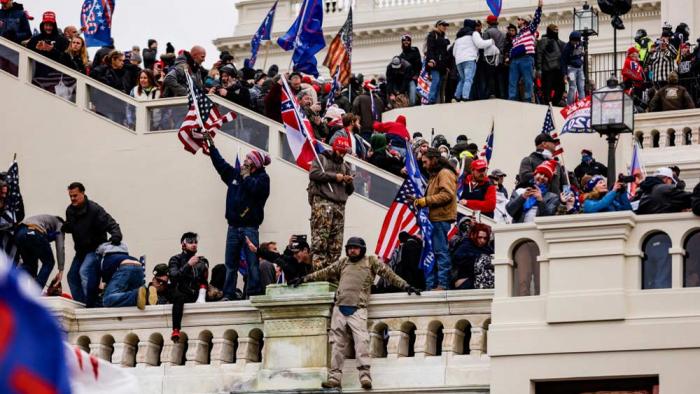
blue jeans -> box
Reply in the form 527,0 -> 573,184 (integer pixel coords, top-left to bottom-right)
428,69 -> 442,104
67,252 -> 99,306
455,61 -> 477,100
224,226 -> 261,298
14,225 -> 55,289
103,265 -> 144,307
567,66 -> 585,104
508,56 -> 535,102
408,80 -> 417,106
426,221 -> 451,290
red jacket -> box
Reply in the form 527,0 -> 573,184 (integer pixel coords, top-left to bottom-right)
373,115 -> 410,140
460,175 -> 497,214
622,57 -> 644,88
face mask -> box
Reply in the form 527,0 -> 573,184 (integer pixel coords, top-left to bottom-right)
582,155 -> 592,163
541,149 -> 553,160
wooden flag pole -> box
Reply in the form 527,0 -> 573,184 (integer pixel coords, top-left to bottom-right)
262,40 -> 271,71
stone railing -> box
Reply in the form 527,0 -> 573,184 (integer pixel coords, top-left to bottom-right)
48,283 -> 492,393
634,109 -> 700,149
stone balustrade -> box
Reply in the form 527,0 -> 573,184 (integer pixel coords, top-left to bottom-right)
48,283 -> 492,393
634,109 -> 700,149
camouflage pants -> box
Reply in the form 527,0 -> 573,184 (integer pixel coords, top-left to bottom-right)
310,196 -> 345,270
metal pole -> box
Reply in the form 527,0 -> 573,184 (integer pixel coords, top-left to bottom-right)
606,133 -> 618,186
583,34 -> 590,94
613,24 -> 618,79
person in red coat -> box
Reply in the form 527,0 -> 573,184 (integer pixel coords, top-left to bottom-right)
458,159 -> 497,217
622,47 -> 645,103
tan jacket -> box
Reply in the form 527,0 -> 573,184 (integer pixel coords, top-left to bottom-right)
425,167 -> 457,222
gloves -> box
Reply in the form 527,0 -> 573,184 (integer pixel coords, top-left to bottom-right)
287,277 -> 305,287
414,198 -> 427,209
405,285 -> 421,296
203,132 -> 214,147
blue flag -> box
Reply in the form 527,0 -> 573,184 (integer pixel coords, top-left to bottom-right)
325,68 -> 341,108
405,142 -> 434,279
80,0 -> 115,48
0,253 -> 70,394
277,0 -> 325,77
486,0 -> 502,17
250,1 -> 277,68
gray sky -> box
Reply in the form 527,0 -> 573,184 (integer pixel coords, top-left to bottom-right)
21,0 -> 238,67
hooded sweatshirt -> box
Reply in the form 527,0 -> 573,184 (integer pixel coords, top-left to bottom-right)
0,2 -> 31,43
27,20 -> 68,62
453,19 -> 494,64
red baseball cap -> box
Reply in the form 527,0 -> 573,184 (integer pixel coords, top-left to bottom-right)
332,137 -> 351,154
42,11 -> 57,24
0,0 -> 11,4
486,15 -> 498,24
471,159 -> 488,171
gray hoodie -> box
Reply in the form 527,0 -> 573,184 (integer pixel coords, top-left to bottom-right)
21,214 -> 65,271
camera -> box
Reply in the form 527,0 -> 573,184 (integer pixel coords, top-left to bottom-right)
618,174 -> 635,183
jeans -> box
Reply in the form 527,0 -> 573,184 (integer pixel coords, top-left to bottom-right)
428,69 -> 442,104
455,61 -> 477,100
103,265 -> 144,307
408,80 -> 417,106
508,56 -> 535,102
567,66 -> 585,104
67,252 -> 99,305
224,226 -> 261,298
426,221 -> 451,290
14,225 -> 55,289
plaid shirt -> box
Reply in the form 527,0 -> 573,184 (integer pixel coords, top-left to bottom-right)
648,49 -> 676,83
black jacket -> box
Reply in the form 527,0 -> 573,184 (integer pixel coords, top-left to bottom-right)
425,29 -> 450,72
399,46 -> 422,78
257,247 -> 311,283
60,52 -> 87,74
368,150 -> 404,176
386,59 -> 413,95
92,45 -> 115,69
0,2 -> 31,43
26,22 -> 68,63
168,251 -> 208,296
219,82 -> 251,108
574,160 -> 608,182
692,182 -> 700,216
63,197 -> 122,256
518,151 -> 567,195
90,64 -> 130,93
636,176 -> 692,214
451,238 -> 493,288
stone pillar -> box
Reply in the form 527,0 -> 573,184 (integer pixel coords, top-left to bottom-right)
692,128 -> 700,145
670,247 -> 686,289
414,329 -> 439,357
89,343 -> 113,362
210,337 -> 236,366
441,328 -> 464,357
250,282 -> 337,390
469,327 -> 486,358
386,330 -> 409,358
659,131 -> 669,148
675,129 -> 686,146
369,331 -> 387,358
642,131 -> 652,148
160,341 -> 185,367
235,337 -> 260,365
185,338 -> 211,366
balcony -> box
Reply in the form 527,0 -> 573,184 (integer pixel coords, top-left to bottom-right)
51,283 -> 493,393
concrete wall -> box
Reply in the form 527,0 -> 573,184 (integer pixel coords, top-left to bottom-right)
0,70 -> 388,279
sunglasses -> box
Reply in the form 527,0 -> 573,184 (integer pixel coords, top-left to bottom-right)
183,238 -> 198,244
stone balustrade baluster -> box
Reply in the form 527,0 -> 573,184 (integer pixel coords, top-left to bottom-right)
441,328 -> 464,357
136,340 -> 159,368
160,340 -> 185,367
659,131 -> 669,147
412,329 -> 429,357
89,343 -> 113,362
675,129 -> 685,146
469,327 -> 486,358
642,131 -> 652,148
692,128 -> 700,145
185,337 -> 211,366
235,337 -> 260,365
210,337 -> 236,366
112,341 -> 136,367
369,330 -> 387,358
386,329 -> 409,358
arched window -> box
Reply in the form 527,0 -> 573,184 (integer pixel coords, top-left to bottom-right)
684,231 -> 700,287
513,241 -> 540,296
651,130 -> 660,148
642,233 -> 672,289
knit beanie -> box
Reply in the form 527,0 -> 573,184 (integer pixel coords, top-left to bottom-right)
370,133 -> 388,152
534,160 -> 557,180
246,150 -> 271,169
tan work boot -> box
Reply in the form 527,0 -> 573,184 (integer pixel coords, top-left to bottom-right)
147,285 -> 158,305
360,375 -> 372,390
321,378 -> 341,389
136,287 -> 147,310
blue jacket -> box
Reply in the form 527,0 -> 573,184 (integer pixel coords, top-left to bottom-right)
0,3 -> 31,43
561,42 -> 584,72
210,147 -> 270,228
583,190 -> 632,213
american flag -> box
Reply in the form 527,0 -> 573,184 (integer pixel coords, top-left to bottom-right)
323,7 -> 352,86
480,121 -> 495,164
542,105 -> 563,156
375,179 -> 422,260
628,141 -> 646,198
178,74 -> 236,155
416,59 -> 431,105
0,161 -> 23,263
325,67 -> 341,108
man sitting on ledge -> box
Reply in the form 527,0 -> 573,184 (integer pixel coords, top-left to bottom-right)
289,237 -> 421,390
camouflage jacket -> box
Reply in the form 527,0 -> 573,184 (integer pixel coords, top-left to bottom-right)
304,255 -> 408,308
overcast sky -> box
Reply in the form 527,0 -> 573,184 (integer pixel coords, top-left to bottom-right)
20,0 -> 239,67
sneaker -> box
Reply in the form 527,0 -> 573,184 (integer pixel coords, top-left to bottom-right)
147,285 -> 158,305
171,329 -> 180,343
136,287 -> 147,310
360,375 -> 372,390
196,286 -> 206,303
321,378 -> 341,389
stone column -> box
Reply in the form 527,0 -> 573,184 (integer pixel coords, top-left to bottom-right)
185,338 -> 211,366
210,337 -> 236,366
441,328 -> 464,357
112,342 -> 136,367
250,282 -> 337,390
692,128 -> 700,145
369,331 -> 387,358
642,131 -> 652,148
659,131 -> 669,148
469,327 -> 486,358
386,330 -> 409,358
675,129 -> 686,146
235,337 -> 260,365
136,340 -> 161,367
160,341 -> 185,367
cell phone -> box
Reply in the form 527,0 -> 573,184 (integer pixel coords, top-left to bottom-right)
563,185 -> 571,195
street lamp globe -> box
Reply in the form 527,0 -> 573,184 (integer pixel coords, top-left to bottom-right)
574,2 -> 599,37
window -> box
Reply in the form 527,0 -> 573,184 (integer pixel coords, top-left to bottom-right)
684,231 -> 700,287
642,233 -> 672,289
513,241 -> 540,296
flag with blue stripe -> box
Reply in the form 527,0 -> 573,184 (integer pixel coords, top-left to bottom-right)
404,142 -> 434,278
277,0 -> 325,77
80,0 -> 115,48
250,1 -> 277,68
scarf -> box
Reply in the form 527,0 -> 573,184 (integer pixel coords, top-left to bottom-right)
523,183 -> 548,211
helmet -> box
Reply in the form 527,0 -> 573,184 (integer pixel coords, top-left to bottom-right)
432,134 -> 449,149
345,237 -> 366,249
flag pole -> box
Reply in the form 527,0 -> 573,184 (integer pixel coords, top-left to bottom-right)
263,40 -> 271,71
288,0 -> 310,73
549,104 -> 571,188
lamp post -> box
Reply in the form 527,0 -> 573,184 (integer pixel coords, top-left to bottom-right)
573,2 -> 598,93
590,77 -> 634,185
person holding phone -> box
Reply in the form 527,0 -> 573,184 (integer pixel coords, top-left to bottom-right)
581,175 -> 632,213
27,11 -> 67,62
507,160 -> 560,223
